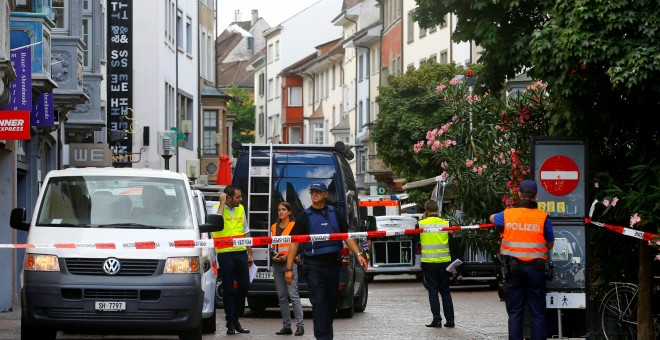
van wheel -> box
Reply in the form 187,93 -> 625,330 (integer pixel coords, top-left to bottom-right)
353,281 -> 368,313
202,307 -> 216,334
336,292 -> 355,318
179,321 -> 202,340
21,313 -> 56,340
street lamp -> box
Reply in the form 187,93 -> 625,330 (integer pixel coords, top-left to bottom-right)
186,159 -> 200,184
181,119 -> 192,141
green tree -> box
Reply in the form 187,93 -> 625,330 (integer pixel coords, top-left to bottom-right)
224,85 -> 255,144
374,63 -> 551,254
413,0 -> 660,336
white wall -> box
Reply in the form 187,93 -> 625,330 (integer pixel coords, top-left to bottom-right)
133,0 -> 199,172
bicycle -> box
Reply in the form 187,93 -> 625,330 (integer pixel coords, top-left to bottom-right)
599,278 -> 660,339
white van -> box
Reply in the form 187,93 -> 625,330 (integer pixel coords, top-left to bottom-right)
10,168 -> 223,340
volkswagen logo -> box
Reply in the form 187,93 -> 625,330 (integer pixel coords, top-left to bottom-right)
103,258 -> 122,275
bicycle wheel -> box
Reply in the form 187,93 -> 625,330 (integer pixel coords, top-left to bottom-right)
601,284 -> 638,340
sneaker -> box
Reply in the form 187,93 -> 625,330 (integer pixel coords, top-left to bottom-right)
276,327 -> 293,335
295,326 -> 304,336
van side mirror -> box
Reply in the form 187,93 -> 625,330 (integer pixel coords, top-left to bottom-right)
200,214 -> 224,233
365,216 -> 377,232
10,208 -> 30,231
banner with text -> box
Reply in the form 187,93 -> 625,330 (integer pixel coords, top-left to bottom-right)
31,92 -> 54,126
0,110 -> 31,140
107,0 -> 133,167
8,46 -> 32,111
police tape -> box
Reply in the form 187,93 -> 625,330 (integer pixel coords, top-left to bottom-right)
0,223 -> 496,250
585,217 -> 658,242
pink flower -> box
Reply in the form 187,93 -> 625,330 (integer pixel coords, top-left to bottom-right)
413,141 -> 424,153
656,254 -> 660,261
436,84 -> 447,93
440,171 -> 448,180
450,77 -> 461,85
602,199 -> 610,207
441,161 -> 448,169
466,159 -> 474,167
630,213 -> 641,228
611,197 -> 618,206
594,182 -> 599,188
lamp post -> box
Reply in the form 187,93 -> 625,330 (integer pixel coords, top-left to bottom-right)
186,159 -> 200,185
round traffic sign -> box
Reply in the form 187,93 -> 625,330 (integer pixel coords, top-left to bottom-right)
539,155 -> 579,196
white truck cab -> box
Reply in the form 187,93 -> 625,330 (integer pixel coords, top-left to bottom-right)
10,168 -> 223,340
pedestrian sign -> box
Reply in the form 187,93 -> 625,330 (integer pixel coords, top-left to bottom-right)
546,292 -> 586,309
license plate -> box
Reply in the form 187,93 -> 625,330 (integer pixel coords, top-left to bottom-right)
95,301 -> 126,311
256,271 -> 274,279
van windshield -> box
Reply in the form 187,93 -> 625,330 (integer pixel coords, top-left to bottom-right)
36,176 -> 193,229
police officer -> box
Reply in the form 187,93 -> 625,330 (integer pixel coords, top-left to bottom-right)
284,182 -> 368,340
419,200 -> 455,328
489,179 -> 554,340
213,185 -> 251,335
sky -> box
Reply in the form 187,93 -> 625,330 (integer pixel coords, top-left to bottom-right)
216,0 -> 320,35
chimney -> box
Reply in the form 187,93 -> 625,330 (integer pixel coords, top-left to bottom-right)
251,10 -> 258,25
234,9 -> 241,23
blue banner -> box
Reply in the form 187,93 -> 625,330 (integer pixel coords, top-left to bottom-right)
8,47 -> 32,111
31,92 -> 54,126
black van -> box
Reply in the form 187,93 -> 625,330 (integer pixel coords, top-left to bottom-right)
226,141 -> 368,318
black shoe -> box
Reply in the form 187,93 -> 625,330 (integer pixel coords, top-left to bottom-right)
295,326 -> 304,336
444,322 -> 455,328
276,327 -> 292,335
234,322 -> 250,334
227,325 -> 236,335
426,320 -> 442,328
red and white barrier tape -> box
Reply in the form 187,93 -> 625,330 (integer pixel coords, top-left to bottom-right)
586,199 -> 658,243
0,223 -> 495,250
585,217 -> 658,242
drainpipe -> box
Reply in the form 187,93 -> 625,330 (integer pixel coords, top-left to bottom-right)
175,0 -> 179,172
344,14 -> 359,147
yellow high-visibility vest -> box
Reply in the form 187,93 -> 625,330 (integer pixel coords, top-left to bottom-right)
419,216 -> 451,263
212,204 -> 247,253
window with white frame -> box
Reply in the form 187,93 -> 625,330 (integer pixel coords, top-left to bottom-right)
358,55 -> 364,81
258,73 -> 265,96
439,50 -> 448,64
176,10 -> 183,49
407,10 -> 414,43
186,16 -> 192,54
276,76 -> 281,98
53,0 -> 68,31
200,29 -> 207,76
178,94 -> 194,150
312,122 -> 324,145
268,78 -> 274,100
324,69 -> 329,98
275,40 -> 280,60
82,0 -> 90,11
288,87 -> 302,106
81,18 -> 91,69
267,43 -> 273,63
164,82 -> 176,128
203,110 -> 218,154
307,79 -> 313,105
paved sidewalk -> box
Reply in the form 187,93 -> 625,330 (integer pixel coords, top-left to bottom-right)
0,296 -> 21,339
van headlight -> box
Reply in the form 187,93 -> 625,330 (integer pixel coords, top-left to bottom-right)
164,257 -> 200,273
25,254 -> 60,271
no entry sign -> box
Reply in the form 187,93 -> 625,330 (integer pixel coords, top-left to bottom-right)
539,155 -> 579,196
